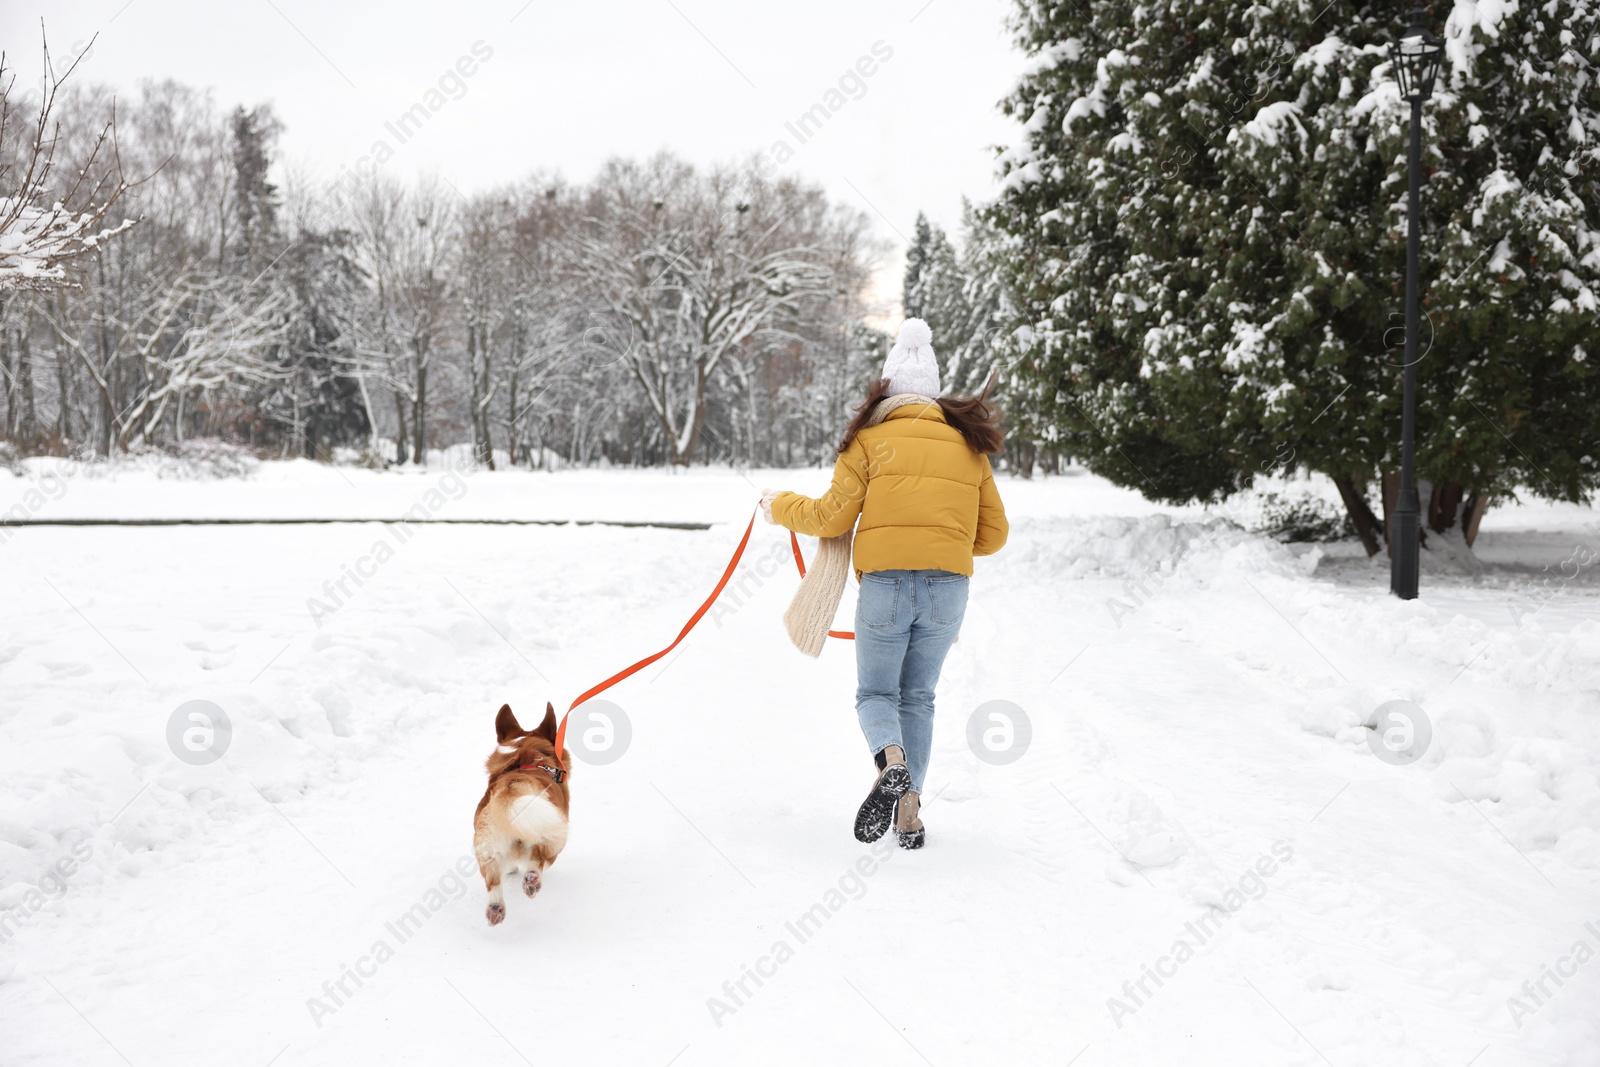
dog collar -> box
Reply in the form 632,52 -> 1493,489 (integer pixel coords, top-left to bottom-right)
520,763 -> 567,784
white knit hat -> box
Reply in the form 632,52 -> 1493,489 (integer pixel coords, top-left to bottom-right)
882,318 -> 941,398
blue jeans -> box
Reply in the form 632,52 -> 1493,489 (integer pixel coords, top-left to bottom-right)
854,569 -> 969,793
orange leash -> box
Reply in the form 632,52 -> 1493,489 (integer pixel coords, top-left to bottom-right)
555,510 -> 758,761
788,530 -> 856,641
553,507 -> 855,762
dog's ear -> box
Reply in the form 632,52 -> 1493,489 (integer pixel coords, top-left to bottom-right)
495,704 -> 523,742
533,701 -> 559,742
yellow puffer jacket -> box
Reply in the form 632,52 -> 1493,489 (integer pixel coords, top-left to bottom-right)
771,403 -> 1008,576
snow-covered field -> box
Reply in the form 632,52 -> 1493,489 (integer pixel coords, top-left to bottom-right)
2,458 -> 1598,1066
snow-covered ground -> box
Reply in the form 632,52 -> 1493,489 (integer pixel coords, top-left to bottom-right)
2,458 -> 1597,1066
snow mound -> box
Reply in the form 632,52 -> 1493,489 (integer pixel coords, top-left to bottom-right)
1014,513 -> 1322,583
996,512 -> 1600,879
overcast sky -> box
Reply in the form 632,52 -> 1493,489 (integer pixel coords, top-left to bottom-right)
4,0 -> 1027,311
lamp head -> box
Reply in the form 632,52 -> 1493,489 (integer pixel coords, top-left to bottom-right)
1391,8 -> 1445,102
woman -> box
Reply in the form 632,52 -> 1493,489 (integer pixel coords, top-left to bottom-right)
761,319 -> 1008,848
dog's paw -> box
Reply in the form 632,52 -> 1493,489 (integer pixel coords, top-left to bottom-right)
486,902 -> 506,926
522,871 -> 541,898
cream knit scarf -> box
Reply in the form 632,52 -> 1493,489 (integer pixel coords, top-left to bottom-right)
783,394 -> 939,657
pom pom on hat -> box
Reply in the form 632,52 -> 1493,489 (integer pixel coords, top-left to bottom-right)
897,318 -> 932,348
882,318 -> 940,398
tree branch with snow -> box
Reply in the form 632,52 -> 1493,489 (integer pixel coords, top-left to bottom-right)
0,30 -> 140,293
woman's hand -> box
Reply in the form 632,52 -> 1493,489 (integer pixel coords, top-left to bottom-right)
759,489 -> 782,525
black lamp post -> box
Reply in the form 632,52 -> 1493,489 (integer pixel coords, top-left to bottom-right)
1388,8 -> 1445,600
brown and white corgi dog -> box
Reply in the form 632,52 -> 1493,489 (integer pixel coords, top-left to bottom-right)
473,703 -> 571,926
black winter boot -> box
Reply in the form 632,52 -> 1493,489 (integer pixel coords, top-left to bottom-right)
854,745 -> 910,843
895,790 -> 925,849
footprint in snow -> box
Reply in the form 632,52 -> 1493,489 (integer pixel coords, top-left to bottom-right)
184,639 -> 237,670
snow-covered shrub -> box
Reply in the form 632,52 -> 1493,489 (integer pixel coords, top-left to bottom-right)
1253,491 -> 1353,543
90,439 -> 263,480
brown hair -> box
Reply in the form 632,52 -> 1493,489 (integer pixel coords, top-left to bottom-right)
837,375 -> 1005,455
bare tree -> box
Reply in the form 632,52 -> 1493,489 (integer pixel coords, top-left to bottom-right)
112,276 -> 292,447
570,157 -> 838,466
0,70 -> 884,470
494,179 -> 576,467
0,34 -> 137,294
396,180 -> 454,464
345,175 -> 453,464
459,193 -> 508,467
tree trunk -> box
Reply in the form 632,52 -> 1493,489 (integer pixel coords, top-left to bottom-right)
393,389 -> 409,466
1333,476 -> 1383,558
97,255 -> 115,457
675,365 -> 710,467
54,292 -> 73,442
467,322 -> 488,467
99,360 -> 114,457
290,376 -> 302,460
1427,481 -> 1464,534
1418,480 -> 1490,549
1462,492 -> 1490,548
468,324 -> 481,462
2,324 -> 14,438
1008,439 -> 1037,479
478,327 -> 495,470
1381,472 -> 1400,556
18,318 -> 36,441
355,370 -> 381,461
411,350 -> 427,466
506,367 -> 519,468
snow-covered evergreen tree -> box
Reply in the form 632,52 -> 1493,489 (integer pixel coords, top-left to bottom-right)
945,200 -> 1019,398
273,228 -> 372,457
901,204 -> 1019,399
902,212 -> 964,370
989,0 -> 1600,544
228,105 -> 281,271
902,212 -> 936,311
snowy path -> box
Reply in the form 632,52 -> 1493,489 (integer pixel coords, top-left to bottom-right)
2,468 -> 1597,1066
